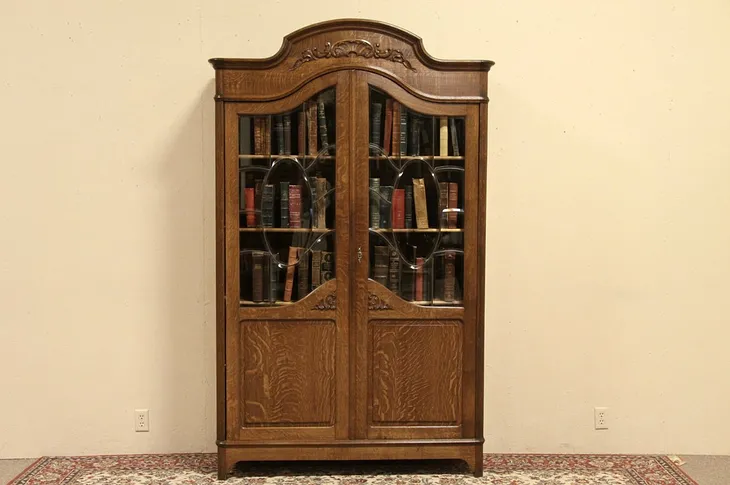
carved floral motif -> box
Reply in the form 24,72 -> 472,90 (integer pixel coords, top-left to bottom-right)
291,39 -> 416,72
311,292 -> 337,311
368,293 -> 392,311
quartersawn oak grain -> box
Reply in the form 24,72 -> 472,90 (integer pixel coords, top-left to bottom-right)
211,19 -> 492,479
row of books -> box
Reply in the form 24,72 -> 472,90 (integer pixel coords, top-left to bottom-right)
241,96 -> 330,156
369,178 -> 459,229
244,248 -> 334,303
371,100 -> 461,157
242,178 -> 330,229
372,246 -> 460,303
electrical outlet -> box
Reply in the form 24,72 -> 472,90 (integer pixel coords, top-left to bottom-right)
135,409 -> 149,432
594,407 -> 608,430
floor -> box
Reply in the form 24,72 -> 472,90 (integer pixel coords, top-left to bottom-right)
0,455 -> 728,484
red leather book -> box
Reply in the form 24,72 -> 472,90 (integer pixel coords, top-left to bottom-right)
289,185 -> 302,228
391,188 -> 405,229
415,257 -> 424,301
245,187 -> 255,227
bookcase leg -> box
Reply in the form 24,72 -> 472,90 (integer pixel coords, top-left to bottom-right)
217,450 -> 232,480
465,446 -> 483,477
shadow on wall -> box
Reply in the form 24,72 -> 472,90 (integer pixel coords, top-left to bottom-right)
155,77 -> 217,453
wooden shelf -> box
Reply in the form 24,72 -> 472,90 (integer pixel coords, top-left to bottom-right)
370,228 -> 462,233
240,227 -> 332,232
240,300 -> 295,306
369,155 -> 464,161
239,154 -> 336,160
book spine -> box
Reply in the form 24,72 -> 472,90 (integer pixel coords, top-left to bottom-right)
439,181 -> 449,228
308,101 -> 318,155
404,185 -> 413,229
264,117 -> 271,156
252,251 -> 264,302
383,99 -> 393,157
379,185 -> 393,229
318,97 -> 329,150
297,248 -> 309,301
388,249 -> 400,296
439,116 -> 448,157
262,254 -> 270,302
279,182 -> 289,228
369,178 -> 380,229
261,184 -> 275,227
317,177 -> 327,229
321,251 -> 334,282
289,185 -> 302,228
444,251 -> 456,302
283,114 -> 291,155
410,117 -> 420,156
399,108 -> 408,156
412,178 -> 429,229
424,258 -> 432,302
371,102 -> 382,155
253,118 -> 262,155
239,116 -> 252,155
310,180 -> 318,230
373,246 -> 389,287
392,102 -> 401,157
298,110 -> 306,156
283,246 -> 299,302
244,187 -> 255,227
254,180 -> 262,227
392,188 -> 405,229
448,182 -> 458,229
311,250 -> 322,291
450,118 -> 460,157
415,257 -> 424,301
275,115 -> 284,155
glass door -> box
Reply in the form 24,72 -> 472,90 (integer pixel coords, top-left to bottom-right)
224,72 -> 350,441
352,72 -> 480,440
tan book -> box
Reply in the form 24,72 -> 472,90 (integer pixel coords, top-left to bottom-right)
448,182 -> 458,229
316,177 -> 328,229
307,101 -> 318,156
412,178 -> 429,229
298,110 -> 306,156
283,246 -> 300,302
439,116 -> 448,157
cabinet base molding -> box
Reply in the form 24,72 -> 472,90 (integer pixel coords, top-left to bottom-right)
217,441 -> 483,479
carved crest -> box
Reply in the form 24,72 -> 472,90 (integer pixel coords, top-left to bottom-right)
291,39 -> 416,72
311,292 -> 337,311
368,293 -> 392,311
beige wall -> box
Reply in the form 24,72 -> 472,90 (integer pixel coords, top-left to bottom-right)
1,0 -> 729,458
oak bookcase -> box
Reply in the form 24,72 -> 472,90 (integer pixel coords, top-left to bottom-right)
209,19 -> 493,479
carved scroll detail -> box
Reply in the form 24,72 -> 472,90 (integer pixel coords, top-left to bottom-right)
291,39 -> 416,72
368,292 -> 393,311
311,292 -> 337,311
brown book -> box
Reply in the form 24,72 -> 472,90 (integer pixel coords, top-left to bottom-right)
448,182 -> 458,229
383,99 -> 393,157
307,101 -> 318,155
254,179 -> 262,227
438,181 -> 448,228
253,117 -> 263,155
415,257 -> 424,301
264,117 -> 272,155
311,250 -> 322,291
297,248 -> 309,301
298,110 -> 306,156
321,251 -> 334,282
391,188 -> 405,229
391,101 -> 401,156
289,185 -> 302,228
442,253 -> 456,302
283,246 -> 299,302
412,178 -> 429,229
373,245 -> 389,287
388,248 -> 400,296
316,177 -> 327,229
439,116 -> 448,157
252,251 -> 264,302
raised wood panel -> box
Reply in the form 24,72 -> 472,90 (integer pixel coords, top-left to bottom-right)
242,320 -> 335,426
370,321 -> 462,425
